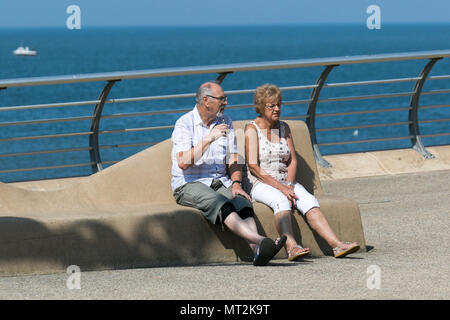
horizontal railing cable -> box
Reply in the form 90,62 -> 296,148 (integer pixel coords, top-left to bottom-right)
318,135 -> 414,146
0,131 -> 93,142
316,121 -> 412,132
0,142 -> 157,159
1,77 -> 447,114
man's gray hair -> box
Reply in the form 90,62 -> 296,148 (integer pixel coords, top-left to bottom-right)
195,82 -> 217,104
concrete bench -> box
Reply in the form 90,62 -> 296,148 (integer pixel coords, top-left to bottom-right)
0,120 -> 365,276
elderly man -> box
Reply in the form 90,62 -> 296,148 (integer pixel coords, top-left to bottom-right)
171,81 -> 285,266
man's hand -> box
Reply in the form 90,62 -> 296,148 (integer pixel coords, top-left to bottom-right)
231,182 -> 251,201
208,123 -> 229,142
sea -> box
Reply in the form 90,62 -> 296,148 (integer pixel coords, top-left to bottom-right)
0,24 -> 449,182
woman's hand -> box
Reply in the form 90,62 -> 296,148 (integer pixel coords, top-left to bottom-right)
279,183 -> 298,208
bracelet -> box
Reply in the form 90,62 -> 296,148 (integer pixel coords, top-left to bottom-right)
232,180 -> 241,186
286,181 -> 294,187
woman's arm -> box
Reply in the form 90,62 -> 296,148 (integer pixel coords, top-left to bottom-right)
284,123 -> 297,187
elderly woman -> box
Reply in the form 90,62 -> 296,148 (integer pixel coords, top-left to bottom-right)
244,83 -> 359,260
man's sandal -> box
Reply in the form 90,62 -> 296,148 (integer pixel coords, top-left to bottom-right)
253,236 -> 287,266
333,242 -> 360,258
253,238 -> 276,266
271,235 -> 287,260
287,245 -> 310,261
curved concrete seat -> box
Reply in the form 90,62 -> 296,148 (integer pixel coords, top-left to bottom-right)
0,120 -> 366,276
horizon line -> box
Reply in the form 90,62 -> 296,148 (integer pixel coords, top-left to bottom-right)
1,22 -> 450,29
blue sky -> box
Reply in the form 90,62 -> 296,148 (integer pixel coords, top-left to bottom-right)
0,0 -> 449,28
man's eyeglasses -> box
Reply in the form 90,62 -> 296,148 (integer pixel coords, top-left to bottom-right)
265,103 -> 282,110
206,95 -> 227,103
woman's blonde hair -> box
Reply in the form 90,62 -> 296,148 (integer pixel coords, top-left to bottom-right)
254,83 -> 282,115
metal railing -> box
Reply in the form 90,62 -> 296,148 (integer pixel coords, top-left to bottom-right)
1,50 -> 450,181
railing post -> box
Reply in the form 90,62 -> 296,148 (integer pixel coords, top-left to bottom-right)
306,65 -> 338,168
89,80 -> 119,173
215,72 -> 232,84
409,58 -> 441,159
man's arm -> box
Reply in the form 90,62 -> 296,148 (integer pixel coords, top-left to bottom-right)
176,123 -> 229,170
228,153 -> 243,181
228,153 -> 251,201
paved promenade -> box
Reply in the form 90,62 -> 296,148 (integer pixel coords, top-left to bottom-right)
1,169 -> 448,300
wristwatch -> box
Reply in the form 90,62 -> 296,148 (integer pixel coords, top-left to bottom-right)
286,181 -> 294,187
232,180 -> 241,186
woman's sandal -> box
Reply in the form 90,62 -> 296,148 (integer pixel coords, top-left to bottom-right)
333,241 -> 360,258
287,245 -> 310,261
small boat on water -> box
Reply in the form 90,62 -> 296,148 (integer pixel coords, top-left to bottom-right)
13,46 -> 37,56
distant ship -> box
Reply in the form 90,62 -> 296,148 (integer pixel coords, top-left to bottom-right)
13,46 -> 37,56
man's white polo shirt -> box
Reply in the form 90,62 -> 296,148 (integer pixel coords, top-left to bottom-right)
171,105 -> 238,192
